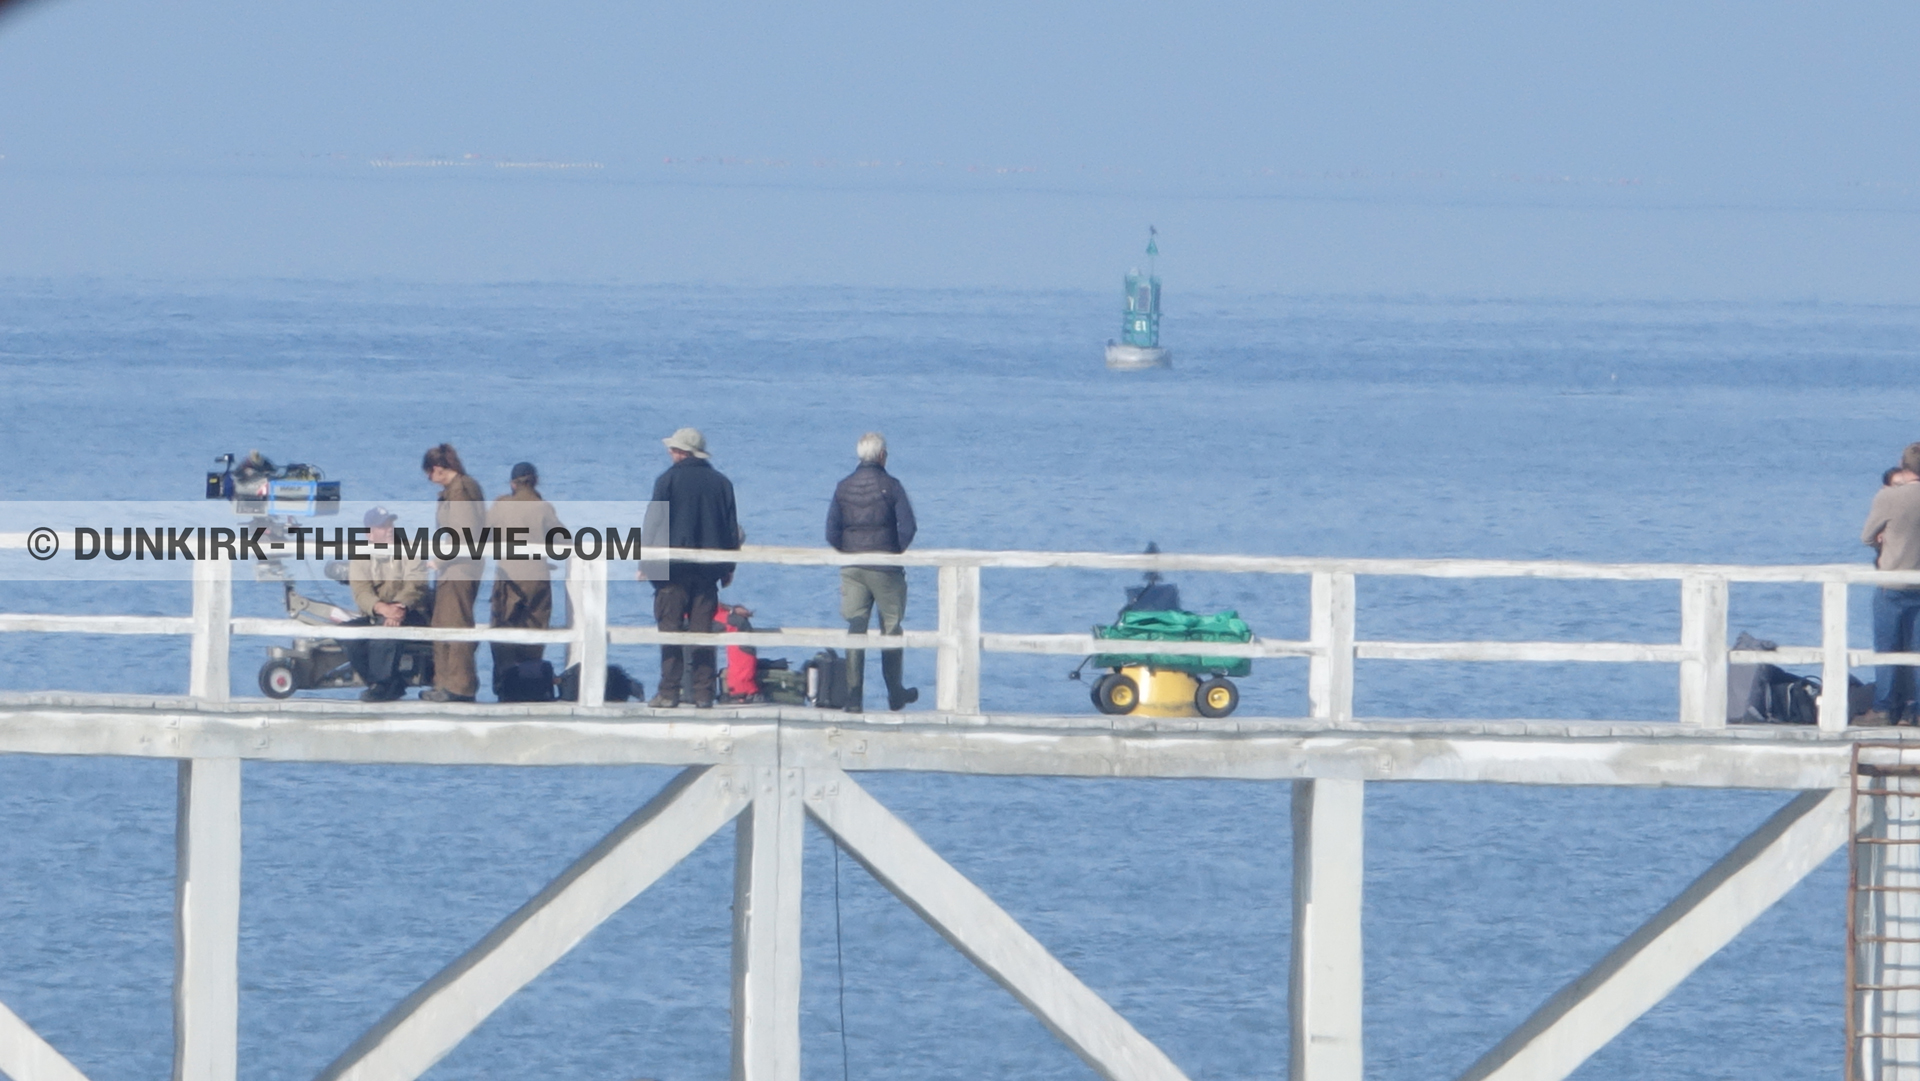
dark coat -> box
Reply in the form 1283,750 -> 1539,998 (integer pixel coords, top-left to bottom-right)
651,457 -> 740,580
826,463 -> 916,558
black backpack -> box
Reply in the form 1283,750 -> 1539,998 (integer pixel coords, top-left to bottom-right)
497,660 -> 558,703
557,663 -> 637,703
1741,663 -> 1820,725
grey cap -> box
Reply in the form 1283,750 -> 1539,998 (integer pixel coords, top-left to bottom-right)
363,506 -> 398,528
663,427 -> 710,459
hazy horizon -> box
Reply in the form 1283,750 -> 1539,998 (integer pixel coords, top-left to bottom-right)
2,0 -> 1917,299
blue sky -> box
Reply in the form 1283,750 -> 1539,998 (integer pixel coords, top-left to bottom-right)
1,0 -> 1916,297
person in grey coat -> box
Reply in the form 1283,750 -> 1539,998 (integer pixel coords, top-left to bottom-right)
825,432 -> 919,711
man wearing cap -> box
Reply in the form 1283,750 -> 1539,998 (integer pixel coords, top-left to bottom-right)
346,507 -> 430,702
487,462 -> 564,696
648,428 -> 741,708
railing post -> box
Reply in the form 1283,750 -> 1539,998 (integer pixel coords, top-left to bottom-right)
1822,580 -> 1851,732
937,563 -> 982,714
190,559 -> 231,702
1309,572 -> 1355,723
1679,574 -> 1728,726
732,766 -> 804,1081
174,757 -> 241,1081
569,556 -> 608,706
1290,778 -> 1364,1081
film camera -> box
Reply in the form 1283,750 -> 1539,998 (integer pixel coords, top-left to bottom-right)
206,451 -> 341,517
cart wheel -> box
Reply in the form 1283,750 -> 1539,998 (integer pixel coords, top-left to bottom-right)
259,659 -> 298,699
1195,677 -> 1238,718
1097,673 -> 1139,715
1090,676 -> 1113,713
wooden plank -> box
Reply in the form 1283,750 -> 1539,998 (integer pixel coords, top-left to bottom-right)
731,767 -> 803,1081
0,701 -> 1864,788
0,615 -> 194,636
643,543 -> 1920,587
1455,788 -> 1849,1081
189,561 -> 231,702
569,557 -> 608,707
174,758 -> 241,1081
316,766 -> 750,1081
937,566 -> 982,714
611,627 -> 943,650
1310,573 -> 1355,724
982,633 -> 1313,659
227,619 -> 571,644
1821,582 -> 1851,732
1678,575 -> 1728,727
804,767 -> 1188,1081
0,999 -> 92,1081
1358,641 -> 1688,664
1291,779 -> 1364,1081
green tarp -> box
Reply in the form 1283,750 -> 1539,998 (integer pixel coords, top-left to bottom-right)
1091,609 -> 1254,677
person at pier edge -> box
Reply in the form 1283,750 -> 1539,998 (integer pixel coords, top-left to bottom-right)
487,461 -> 563,698
422,444 -> 485,703
647,428 -> 741,709
344,506 -> 429,702
1860,442 -> 1920,726
826,431 -> 920,712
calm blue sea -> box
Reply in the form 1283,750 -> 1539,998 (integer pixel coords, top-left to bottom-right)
4,280 -> 1920,1081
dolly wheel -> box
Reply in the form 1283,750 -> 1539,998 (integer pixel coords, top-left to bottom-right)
1097,674 -> 1140,715
259,660 -> 298,699
1195,677 -> 1238,718
1089,676 -> 1113,713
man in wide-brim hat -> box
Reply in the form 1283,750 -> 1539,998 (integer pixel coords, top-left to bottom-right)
648,427 -> 741,708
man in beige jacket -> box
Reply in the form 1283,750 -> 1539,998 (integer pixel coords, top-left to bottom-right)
488,461 -> 564,696
1862,442 -> 1920,725
346,506 -> 430,702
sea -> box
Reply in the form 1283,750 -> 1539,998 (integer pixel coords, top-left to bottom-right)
4,279 -> 1920,1080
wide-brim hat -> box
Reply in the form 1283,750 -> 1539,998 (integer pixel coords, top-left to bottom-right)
663,427 -> 710,459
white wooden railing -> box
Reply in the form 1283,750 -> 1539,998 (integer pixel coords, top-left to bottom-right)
1,538 -> 1910,1081
5,536 -> 1920,726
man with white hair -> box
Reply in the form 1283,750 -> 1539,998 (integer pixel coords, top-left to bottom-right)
826,431 -> 919,712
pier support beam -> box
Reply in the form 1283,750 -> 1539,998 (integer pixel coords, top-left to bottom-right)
732,767 -> 804,1081
805,767 -> 1187,1081
0,999 -> 91,1081
1457,787 -> 1848,1081
174,758 -> 241,1081
1289,779 -> 1364,1081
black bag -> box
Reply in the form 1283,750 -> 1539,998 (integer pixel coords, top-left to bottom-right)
557,663 -> 637,703
498,659 -> 558,703
760,664 -> 808,706
803,649 -> 849,709
1741,664 -> 1819,724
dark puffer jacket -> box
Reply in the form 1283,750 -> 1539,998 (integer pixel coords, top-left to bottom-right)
826,463 -> 917,558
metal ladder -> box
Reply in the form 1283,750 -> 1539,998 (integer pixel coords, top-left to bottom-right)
1851,743 -> 1920,1081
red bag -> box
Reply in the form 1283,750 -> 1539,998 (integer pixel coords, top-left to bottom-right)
717,603 -> 760,699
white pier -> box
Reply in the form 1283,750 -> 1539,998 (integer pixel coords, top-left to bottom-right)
3,542 -> 1920,1081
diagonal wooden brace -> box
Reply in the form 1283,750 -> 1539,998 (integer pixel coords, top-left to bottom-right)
0,998 -> 91,1081
803,767 -> 1189,1081
1456,787 -> 1849,1081
314,765 -> 751,1081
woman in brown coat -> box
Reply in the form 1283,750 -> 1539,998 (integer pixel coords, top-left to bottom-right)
422,444 -> 485,702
